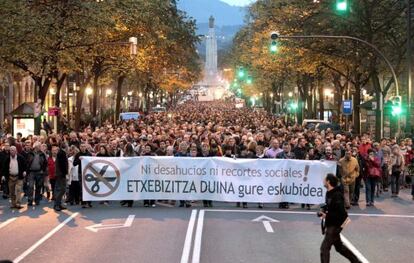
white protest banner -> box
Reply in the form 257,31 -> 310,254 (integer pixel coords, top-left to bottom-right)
81,156 -> 336,204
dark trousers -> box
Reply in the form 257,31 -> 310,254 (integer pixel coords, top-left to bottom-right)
179,200 -> 190,207
68,181 -> 81,204
27,172 -> 44,204
78,177 -> 91,206
381,165 -> 389,190
352,176 -> 362,203
144,200 -> 155,206
391,171 -> 401,195
364,177 -> 378,204
411,173 -> 414,196
49,178 -> 56,198
54,177 -> 66,207
320,226 -> 360,263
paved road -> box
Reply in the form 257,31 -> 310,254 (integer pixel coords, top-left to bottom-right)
0,189 -> 413,263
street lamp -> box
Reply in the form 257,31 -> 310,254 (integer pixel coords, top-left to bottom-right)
106,89 -> 113,96
128,37 -> 137,56
127,91 -> 133,96
270,92 -> 274,98
86,87 -> 93,96
288,91 -> 293,97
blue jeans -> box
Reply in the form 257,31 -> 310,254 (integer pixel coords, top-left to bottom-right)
365,177 -> 378,204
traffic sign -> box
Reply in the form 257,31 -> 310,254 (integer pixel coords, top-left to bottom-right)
343,100 -> 352,115
83,160 -> 121,198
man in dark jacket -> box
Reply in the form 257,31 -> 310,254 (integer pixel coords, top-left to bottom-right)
54,143 -> 69,211
293,138 -> 307,160
319,173 -> 361,263
5,146 -> 26,209
73,143 -> 92,208
0,142 -> 11,199
26,142 -> 48,206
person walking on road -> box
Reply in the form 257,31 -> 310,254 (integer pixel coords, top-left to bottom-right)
338,150 -> 360,209
319,173 -> 361,263
27,142 -> 48,206
54,143 -> 68,211
5,146 -> 26,209
0,142 -> 11,199
364,149 -> 381,207
47,146 -> 58,201
390,145 -> 404,198
73,143 -> 92,208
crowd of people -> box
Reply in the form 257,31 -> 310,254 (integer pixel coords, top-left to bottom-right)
0,101 -> 413,212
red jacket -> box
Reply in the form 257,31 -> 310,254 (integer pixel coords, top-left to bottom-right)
365,156 -> 381,178
358,143 -> 372,157
48,157 -> 56,180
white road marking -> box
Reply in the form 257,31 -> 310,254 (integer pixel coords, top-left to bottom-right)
192,209 -> 205,263
262,221 -> 274,233
341,234 -> 370,263
180,209 -> 198,263
0,217 -> 17,230
204,209 -> 414,219
252,215 -> 279,233
85,215 -> 135,233
13,212 -> 79,263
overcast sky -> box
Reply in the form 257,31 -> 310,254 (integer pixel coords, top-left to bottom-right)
221,0 -> 255,6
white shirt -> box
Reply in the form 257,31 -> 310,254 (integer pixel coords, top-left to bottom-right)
9,155 -> 19,176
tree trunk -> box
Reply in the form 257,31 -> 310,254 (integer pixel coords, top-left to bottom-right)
318,79 -> 324,120
54,73 -> 67,133
115,75 -> 125,119
353,82 -> 361,134
371,72 -> 383,140
54,73 -> 67,107
92,74 -> 99,118
74,73 -> 92,131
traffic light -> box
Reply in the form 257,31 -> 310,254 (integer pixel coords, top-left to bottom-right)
270,32 -> 279,54
288,101 -> 298,112
237,68 -> 246,79
246,76 -> 253,85
336,0 -> 348,12
390,96 -> 402,116
270,41 -> 278,53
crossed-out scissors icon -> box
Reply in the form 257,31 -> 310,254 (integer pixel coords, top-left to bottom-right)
85,165 -> 117,193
